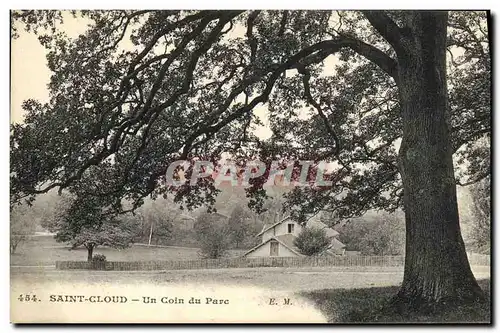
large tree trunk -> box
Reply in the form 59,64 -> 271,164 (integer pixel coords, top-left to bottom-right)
396,11 -> 484,306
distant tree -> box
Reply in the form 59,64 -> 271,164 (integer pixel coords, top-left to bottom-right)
318,210 -> 342,228
194,212 -> 230,259
28,190 -> 68,231
10,204 -> 36,254
294,226 -> 331,256
47,195 -> 140,261
468,177 -> 490,254
213,188 -> 274,249
135,199 -> 175,246
227,205 -> 253,248
256,187 -> 291,224
339,212 -> 405,255
149,216 -> 173,245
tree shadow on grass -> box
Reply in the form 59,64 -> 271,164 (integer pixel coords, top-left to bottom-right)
300,279 -> 490,324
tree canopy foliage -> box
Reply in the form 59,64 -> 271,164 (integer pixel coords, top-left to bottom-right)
10,10 -> 490,222
45,193 -> 139,260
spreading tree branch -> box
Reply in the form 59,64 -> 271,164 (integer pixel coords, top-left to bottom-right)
362,11 -> 406,56
296,36 -> 399,81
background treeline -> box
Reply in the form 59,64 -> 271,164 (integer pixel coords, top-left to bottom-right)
11,179 -> 490,256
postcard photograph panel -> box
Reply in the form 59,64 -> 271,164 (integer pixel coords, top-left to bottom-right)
10,9 -> 491,324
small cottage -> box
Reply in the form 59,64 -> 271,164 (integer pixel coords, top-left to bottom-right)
243,216 -> 345,257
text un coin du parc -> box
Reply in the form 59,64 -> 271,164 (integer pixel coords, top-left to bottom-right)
49,295 -> 230,305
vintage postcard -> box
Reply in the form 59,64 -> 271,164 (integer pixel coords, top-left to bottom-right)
10,9 -> 491,324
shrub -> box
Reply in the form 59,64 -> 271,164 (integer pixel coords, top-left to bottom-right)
92,254 -> 107,262
294,227 -> 331,256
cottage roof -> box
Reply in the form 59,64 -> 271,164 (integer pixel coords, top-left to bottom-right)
306,220 -> 340,238
274,234 -> 302,255
257,216 -> 340,238
256,216 -> 292,237
330,237 -> 346,249
243,233 -> 303,257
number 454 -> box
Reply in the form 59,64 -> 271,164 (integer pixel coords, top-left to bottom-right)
17,294 -> 39,302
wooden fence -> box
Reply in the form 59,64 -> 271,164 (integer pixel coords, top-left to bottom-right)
56,252 -> 491,271
56,255 -> 405,271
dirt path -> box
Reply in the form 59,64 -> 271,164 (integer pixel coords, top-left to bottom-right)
11,265 -> 490,292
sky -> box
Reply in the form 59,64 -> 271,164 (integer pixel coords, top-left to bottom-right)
11,28 -> 50,124
11,13 -> 90,124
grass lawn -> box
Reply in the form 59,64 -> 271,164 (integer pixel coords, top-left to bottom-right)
10,236 -> 244,266
301,279 -> 491,323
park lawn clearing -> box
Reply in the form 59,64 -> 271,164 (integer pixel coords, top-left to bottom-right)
10,236 -> 242,266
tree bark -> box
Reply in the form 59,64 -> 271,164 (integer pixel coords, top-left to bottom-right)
395,11 -> 484,306
86,244 -> 94,262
